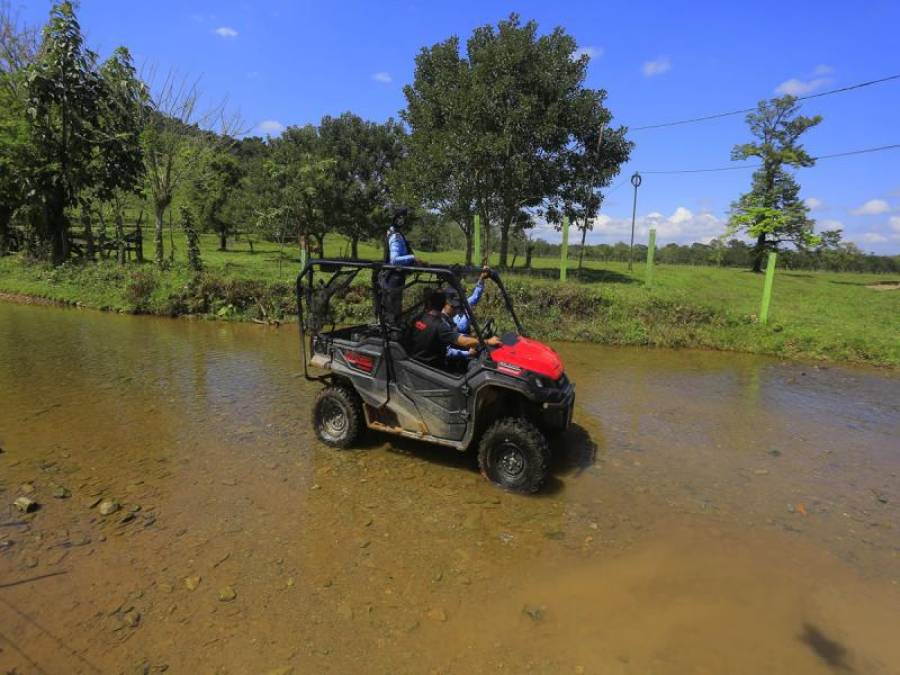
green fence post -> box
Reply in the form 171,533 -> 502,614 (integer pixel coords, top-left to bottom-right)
759,251 -> 777,325
560,216 -> 569,282
473,214 -> 481,266
646,228 -> 656,287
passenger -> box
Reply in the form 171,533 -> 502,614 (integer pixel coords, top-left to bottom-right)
380,207 -> 417,327
408,289 -> 500,369
445,268 -> 490,361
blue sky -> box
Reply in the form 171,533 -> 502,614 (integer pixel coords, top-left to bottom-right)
21,0 -> 900,253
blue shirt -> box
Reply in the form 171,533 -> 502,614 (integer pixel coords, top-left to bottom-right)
446,281 -> 485,360
388,227 -> 415,265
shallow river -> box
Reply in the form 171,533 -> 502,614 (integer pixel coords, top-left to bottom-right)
0,302 -> 898,674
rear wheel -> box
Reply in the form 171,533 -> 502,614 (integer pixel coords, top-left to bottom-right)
477,417 -> 550,493
313,385 -> 363,448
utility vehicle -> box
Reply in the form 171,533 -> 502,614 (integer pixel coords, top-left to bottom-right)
296,260 -> 575,493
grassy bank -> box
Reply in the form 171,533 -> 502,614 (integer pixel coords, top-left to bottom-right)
1,234 -> 898,366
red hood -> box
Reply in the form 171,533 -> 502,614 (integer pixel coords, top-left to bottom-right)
489,336 -> 564,380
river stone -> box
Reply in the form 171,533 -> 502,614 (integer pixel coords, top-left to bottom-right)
20,482 -> 35,494
426,608 -> 447,622
124,610 -> 141,628
184,575 -> 201,591
14,496 -> 37,513
99,500 -> 119,516
52,485 -> 71,499
218,586 -> 237,602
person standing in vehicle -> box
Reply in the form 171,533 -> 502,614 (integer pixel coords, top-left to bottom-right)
380,207 -> 417,327
445,268 -> 490,360
409,290 -> 500,368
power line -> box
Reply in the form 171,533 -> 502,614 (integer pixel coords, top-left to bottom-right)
640,143 -> 900,175
631,74 -> 900,131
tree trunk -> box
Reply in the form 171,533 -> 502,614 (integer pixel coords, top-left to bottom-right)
46,189 -> 68,265
464,222 -> 473,267
82,208 -> 95,261
578,220 -> 588,270
114,211 -> 125,264
752,232 -> 766,273
350,236 -> 358,260
315,234 -> 325,257
219,228 -> 227,251
498,217 -> 511,269
525,244 -> 533,269
135,210 -> 144,263
0,206 -> 10,256
168,210 -> 176,262
154,202 -> 165,266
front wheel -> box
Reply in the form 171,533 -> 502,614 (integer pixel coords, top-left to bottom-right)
313,385 -> 363,448
477,417 -> 550,493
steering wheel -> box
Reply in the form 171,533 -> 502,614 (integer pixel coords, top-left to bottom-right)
480,317 -> 496,340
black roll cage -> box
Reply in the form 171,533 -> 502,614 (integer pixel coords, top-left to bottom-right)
295,258 -> 526,382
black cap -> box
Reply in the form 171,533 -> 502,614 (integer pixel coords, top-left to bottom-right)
391,206 -> 409,225
443,287 -> 461,310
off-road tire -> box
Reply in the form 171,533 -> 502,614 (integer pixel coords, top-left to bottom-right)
313,385 -> 363,448
477,417 -> 550,493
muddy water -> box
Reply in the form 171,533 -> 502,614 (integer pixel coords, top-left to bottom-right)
0,302 -> 897,675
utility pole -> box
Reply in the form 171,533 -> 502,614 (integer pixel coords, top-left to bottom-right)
628,172 -> 641,272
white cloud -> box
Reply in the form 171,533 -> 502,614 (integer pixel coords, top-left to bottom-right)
804,197 -> 825,211
642,57 -> 671,77
372,72 -> 392,84
890,216 -> 900,233
565,207 -> 724,244
852,199 -> 890,216
819,219 -> 844,231
860,232 -> 888,244
775,77 -> 830,96
214,26 -> 238,38
775,65 -> 835,96
573,46 -> 603,61
257,120 -> 285,135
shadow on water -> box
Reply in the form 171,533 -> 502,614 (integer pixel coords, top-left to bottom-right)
355,421 -> 598,496
799,623 -> 854,672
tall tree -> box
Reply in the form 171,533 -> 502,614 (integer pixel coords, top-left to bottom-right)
0,1 -> 37,254
25,1 -> 104,263
265,124 -> 332,259
728,96 -> 839,272
318,113 -> 406,259
400,36 -> 481,264
404,15 -> 627,268
189,149 -> 243,250
140,73 -> 239,266
546,107 -> 632,270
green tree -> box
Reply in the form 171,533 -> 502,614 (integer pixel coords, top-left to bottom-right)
189,149 -> 243,250
0,0 -> 37,255
318,113 -> 406,259
265,124 -> 332,260
404,15 -> 627,268
25,1 -> 104,263
728,96 -> 839,272
400,35 -> 480,264
141,74 -> 238,266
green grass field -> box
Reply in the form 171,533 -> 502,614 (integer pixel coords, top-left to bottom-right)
1,233 -> 898,366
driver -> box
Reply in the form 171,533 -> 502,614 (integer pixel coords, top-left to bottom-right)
409,289 -> 500,369
444,267 -> 490,361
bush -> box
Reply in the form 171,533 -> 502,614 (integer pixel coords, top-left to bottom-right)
124,269 -> 158,311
